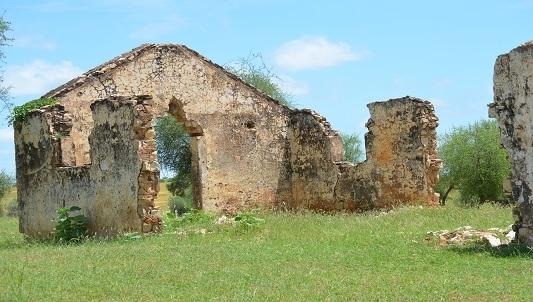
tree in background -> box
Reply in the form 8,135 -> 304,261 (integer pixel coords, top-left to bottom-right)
436,120 -> 511,205
155,115 -> 191,196
0,171 -> 14,216
341,132 -> 364,163
0,170 -> 12,201
0,16 -> 13,114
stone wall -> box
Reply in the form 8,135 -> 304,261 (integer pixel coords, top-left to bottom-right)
15,44 -> 441,237
41,44 -> 292,213
288,96 -> 440,211
489,41 -> 533,246
15,97 -> 149,236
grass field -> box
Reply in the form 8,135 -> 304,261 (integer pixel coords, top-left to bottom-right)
0,203 -> 531,301
155,181 -> 171,210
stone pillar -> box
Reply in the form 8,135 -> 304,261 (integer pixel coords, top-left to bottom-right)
489,41 -> 533,246
132,96 -> 160,215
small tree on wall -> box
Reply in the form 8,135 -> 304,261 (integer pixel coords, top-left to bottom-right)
226,53 -> 293,107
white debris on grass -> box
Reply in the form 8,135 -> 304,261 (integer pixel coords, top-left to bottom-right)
426,225 -> 515,247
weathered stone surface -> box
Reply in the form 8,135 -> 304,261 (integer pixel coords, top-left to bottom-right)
288,97 -> 440,211
15,44 -> 441,237
16,97 -> 145,236
489,41 -> 533,246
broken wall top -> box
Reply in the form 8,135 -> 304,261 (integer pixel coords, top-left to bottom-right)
42,44 -> 291,111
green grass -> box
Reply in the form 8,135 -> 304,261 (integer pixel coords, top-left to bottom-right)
155,181 -> 171,211
0,204 -> 531,301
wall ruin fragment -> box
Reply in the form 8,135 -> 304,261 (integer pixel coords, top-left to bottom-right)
14,44 -> 441,237
288,97 -> 441,211
489,41 -> 533,246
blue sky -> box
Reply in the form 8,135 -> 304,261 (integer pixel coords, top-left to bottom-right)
1,0 -> 532,174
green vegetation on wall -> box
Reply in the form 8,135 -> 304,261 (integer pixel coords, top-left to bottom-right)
8,97 -> 58,125
226,53 -> 293,107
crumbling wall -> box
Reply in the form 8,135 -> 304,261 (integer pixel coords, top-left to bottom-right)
15,44 -> 442,237
489,41 -> 533,246
15,96 -> 153,236
288,97 -> 440,211
40,44 -> 292,213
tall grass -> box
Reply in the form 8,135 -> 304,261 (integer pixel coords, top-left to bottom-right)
0,203 -> 531,301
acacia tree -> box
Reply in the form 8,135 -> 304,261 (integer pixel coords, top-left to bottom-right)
226,53 -> 292,107
0,16 -> 12,114
437,120 -> 510,205
155,116 -> 191,196
341,132 -> 364,163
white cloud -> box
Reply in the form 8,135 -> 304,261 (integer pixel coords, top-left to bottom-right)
274,36 -> 367,70
14,35 -> 57,51
0,128 -> 13,143
4,60 -> 82,96
275,75 -> 309,96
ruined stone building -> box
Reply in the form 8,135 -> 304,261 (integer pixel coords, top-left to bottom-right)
489,41 -> 533,246
14,44 -> 440,237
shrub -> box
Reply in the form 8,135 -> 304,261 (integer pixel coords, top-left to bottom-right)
234,211 -> 265,231
437,120 -> 511,205
0,170 -> 12,201
168,185 -> 193,216
53,206 -> 88,243
168,195 -> 192,216
6,199 -> 17,217
8,97 -> 57,125
165,209 -> 214,232
341,132 -> 364,163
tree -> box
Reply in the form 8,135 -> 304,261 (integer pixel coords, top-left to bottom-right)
0,170 -> 13,201
341,132 -> 364,163
437,120 -> 511,205
226,53 -> 293,107
0,15 -> 13,114
155,115 -> 191,196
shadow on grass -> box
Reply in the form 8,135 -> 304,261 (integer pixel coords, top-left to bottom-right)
448,243 -> 533,258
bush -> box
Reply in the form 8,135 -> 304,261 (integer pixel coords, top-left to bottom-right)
341,132 -> 364,163
6,199 -> 17,217
169,195 -> 192,216
437,120 -> 511,205
8,97 -> 57,125
166,174 -> 191,196
165,209 -> 214,232
53,206 -> 88,243
234,211 -> 265,232
168,185 -> 193,216
0,170 -> 13,201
